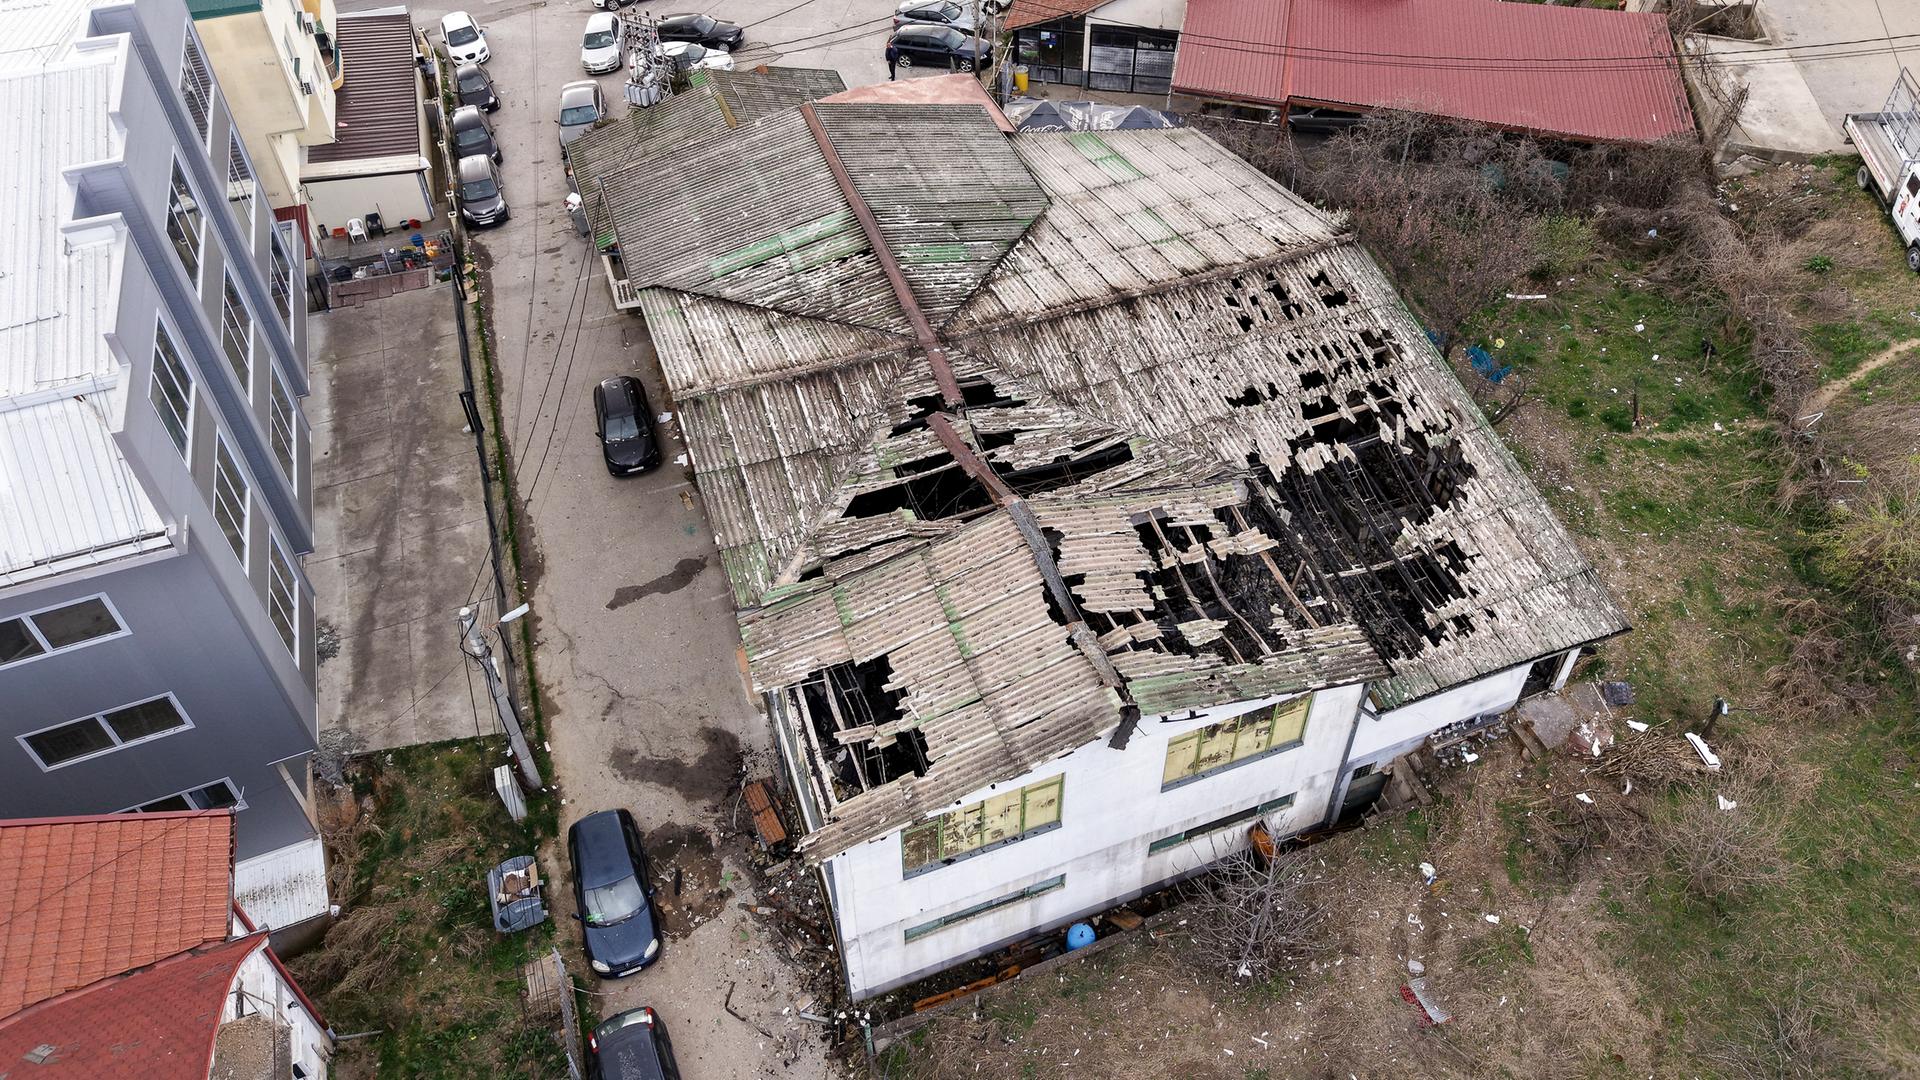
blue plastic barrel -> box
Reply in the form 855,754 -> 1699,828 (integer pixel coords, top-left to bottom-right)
1066,922 -> 1095,950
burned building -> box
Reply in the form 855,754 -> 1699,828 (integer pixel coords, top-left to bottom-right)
594,88 -> 1627,999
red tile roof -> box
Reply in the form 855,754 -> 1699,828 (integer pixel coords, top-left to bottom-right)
0,812 -> 235,1018
0,934 -> 262,1080
1173,0 -> 1695,143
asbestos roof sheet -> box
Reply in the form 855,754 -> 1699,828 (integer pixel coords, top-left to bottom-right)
307,11 -> 421,165
0,934 -> 261,1080
0,812 -> 235,1019
1173,0 -> 1695,144
569,67 -> 847,246
821,72 -> 1014,132
232,836 -> 330,933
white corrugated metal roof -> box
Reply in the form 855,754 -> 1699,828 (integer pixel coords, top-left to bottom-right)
0,0 -> 98,75
0,36 -> 168,583
233,836 -> 331,931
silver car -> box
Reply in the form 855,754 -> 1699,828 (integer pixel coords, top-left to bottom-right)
557,80 -> 607,153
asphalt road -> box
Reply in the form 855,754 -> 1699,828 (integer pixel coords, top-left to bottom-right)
327,0 -> 913,1073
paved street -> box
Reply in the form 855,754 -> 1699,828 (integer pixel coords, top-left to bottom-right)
330,0 -> 914,1073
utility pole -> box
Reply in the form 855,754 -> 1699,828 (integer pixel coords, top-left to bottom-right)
460,604 -> 543,790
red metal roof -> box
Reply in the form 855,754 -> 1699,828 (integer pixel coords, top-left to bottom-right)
1173,0 -> 1695,143
821,73 -> 1015,132
0,812 -> 234,1018
1004,0 -> 1103,32
0,935 -> 262,1080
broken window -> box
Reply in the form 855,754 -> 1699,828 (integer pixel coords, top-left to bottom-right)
900,776 -> 1064,876
1147,792 -> 1294,854
903,874 -> 1065,943
1160,695 -> 1311,790
798,658 -> 929,798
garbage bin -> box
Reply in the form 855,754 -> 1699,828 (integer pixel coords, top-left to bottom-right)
1014,64 -> 1029,93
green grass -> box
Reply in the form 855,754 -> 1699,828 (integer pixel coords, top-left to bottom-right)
1807,320 -> 1894,382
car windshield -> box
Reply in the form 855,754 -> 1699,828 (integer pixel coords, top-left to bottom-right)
939,1 -> 962,18
458,70 -> 486,91
605,411 -> 641,441
462,176 -> 498,200
446,24 -> 478,46
455,126 -> 488,148
583,875 -> 644,925
560,104 -> 599,125
935,27 -> 964,47
688,15 -> 716,33
584,29 -> 616,48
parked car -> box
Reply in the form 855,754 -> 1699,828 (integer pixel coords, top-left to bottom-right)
453,62 -> 498,111
592,0 -> 636,9
582,12 -> 624,74
568,809 -> 662,976
653,12 -> 745,51
592,376 -> 661,475
655,40 -> 733,73
557,80 -> 607,153
888,24 -> 990,71
449,105 -> 502,163
894,0 -> 974,32
440,10 -> 490,64
454,154 -> 509,227
589,1007 -> 681,1080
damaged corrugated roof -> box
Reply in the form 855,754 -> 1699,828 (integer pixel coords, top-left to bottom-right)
607,109 -> 1626,860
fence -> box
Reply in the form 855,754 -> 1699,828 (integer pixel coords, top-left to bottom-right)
521,947 -> 586,1079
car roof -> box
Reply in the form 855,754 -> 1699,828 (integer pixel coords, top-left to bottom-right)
456,154 -> 495,181
570,810 -> 634,881
560,80 -> 599,103
599,375 -> 640,406
441,10 -> 475,28
597,1021 -> 668,1080
585,11 -> 617,30
897,24 -> 945,36
450,105 -> 484,126
659,13 -> 704,24
455,61 -> 484,77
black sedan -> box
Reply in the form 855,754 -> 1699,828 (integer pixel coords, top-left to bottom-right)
888,24 -> 990,72
454,62 -> 498,111
654,12 -> 745,50
450,105 -> 502,163
569,809 -> 662,978
589,1008 -> 682,1080
593,375 -> 661,476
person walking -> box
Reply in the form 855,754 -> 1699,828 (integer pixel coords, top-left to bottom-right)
885,41 -> 899,81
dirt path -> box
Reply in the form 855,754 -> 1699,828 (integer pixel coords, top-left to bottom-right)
1802,340 -> 1917,416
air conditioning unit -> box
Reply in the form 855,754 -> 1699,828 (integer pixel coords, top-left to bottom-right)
300,13 -> 316,33
300,79 -> 315,95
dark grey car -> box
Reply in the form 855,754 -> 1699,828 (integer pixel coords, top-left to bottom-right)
589,1008 -> 680,1080
454,62 -> 498,111
888,24 -> 991,71
455,154 -> 509,227
450,105 -> 502,163
654,12 -> 745,50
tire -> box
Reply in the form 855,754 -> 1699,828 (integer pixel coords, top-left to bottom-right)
1856,165 -> 1871,191
1908,243 -> 1920,274
897,53 -> 912,68
958,58 -> 974,72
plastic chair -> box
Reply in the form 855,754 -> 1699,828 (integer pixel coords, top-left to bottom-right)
345,218 -> 369,243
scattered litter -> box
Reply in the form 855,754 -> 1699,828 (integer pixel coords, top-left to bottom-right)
1407,959 -> 1425,975
1504,293 -> 1548,301
1633,322 -> 1646,332
657,412 -> 674,422
1717,794 -> 1738,811
1685,732 -> 1723,770
673,453 -> 689,466
1251,1035 -> 1270,1049
1400,977 -> 1453,1025
1575,792 -> 1594,804
1419,861 -> 1437,884
1484,914 -> 1501,924
1622,778 -> 1633,795
1459,751 -> 1480,764
1626,719 -> 1650,732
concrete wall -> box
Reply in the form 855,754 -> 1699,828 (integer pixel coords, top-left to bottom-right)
1348,662 -> 1533,771
195,0 -> 339,209
305,168 -> 434,235
228,942 -> 332,1079
826,684 -> 1366,999
1085,0 -> 1186,32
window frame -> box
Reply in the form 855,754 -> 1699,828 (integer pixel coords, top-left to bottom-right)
18,692 -> 195,771
1160,694 -> 1312,792
121,776 -> 247,814
213,434 -> 251,567
903,875 -> 1065,943
166,158 -> 205,287
0,594 -> 130,671
267,536 -> 299,663
1147,793 -> 1296,855
220,272 -> 253,393
270,222 -> 296,325
900,776 -> 1064,878
151,317 -> 195,456
269,370 -> 298,480
180,31 -> 215,147
227,132 -> 256,237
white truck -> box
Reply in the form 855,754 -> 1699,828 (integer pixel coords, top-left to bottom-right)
1844,68 -> 1920,273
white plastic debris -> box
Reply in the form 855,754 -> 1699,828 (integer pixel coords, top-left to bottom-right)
673,453 -> 689,466
1408,959 -> 1425,975
1627,719 -> 1650,732
1575,792 -> 1594,804
1685,732 -> 1723,770
1485,914 -> 1501,924
1634,322 -> 1646,333
1718,794 -> 1738,811
657,412 -> 674,422
1622,779 -> 1634,795
1459,751 -> 1480,764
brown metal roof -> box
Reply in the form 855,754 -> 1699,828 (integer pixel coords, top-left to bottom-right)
307,10 -> 421,165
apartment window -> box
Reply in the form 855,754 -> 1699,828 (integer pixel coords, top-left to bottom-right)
214,437 -> 250,565
221,274 -> 251,390
1147,794 -> 1296,855
270,224 -> 295,324
19,694 -> 193,770
181,34 -> 213,143
125,778 -> 245,813
167,160 -> 204,285
901,777 -> 1063,876
268,539 -> 298,660
151,321 -> 194,455
0,596 -> 127,668
904,875 -> 1065,943
1161,695 -> 1312,791
227,134 -> 255,232
270,372 -> 297,479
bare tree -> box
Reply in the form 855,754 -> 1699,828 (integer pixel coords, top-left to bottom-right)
1178,847 -> 1324,984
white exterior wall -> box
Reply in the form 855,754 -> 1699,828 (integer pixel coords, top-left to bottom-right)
1349,660 -> 1539,771
827,683 -> 1366,999
226,942 -> 332,1079
1084,0 -> 1186,32
303,169 -> 431,235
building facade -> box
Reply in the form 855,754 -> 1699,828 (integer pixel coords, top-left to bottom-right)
0,0 -> 325,927
187,0 -> 342,249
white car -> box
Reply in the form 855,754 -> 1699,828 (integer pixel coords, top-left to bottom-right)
581,12 -> 623,74
440,11 -> 489,65
655,40 -> 733,73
